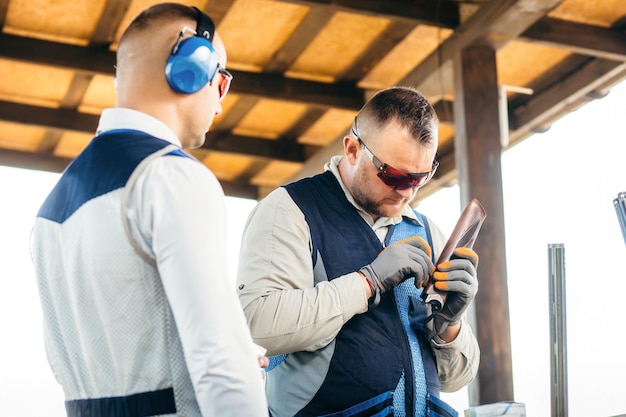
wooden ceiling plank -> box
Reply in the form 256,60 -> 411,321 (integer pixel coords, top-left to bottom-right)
283,107 -> 327,139
400,0 -> 565,97
0,33 -> 365,110
0,100 -> 307,162
232,70 -> 365,110
219,180 -> 259,200
288,129 -> 344,181
0,33 -> 116,74
0,148 -> 72,173
36,131 -> 64,154
410,145 -> 456,205
60,72 -> 95,109
283,0 -> 461,28
3,0 -> 626,207
342,19 -> 416,82
432,99 -> 454,124
0,100 -> 99,133
263,7 -> 334,74
90,0 -> 133,46
204,133 -> 307,162
2,15 -> 336,168
213,96 -> 260,133
507,53 -> 590,109
0,147 -> 259,200
234,159 -> 271,183
203,0 -> 237,26
424,61 -> 626,201
0,0 -> 9,28
521,17 -> 626,62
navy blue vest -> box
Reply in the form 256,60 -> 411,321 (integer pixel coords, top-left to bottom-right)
38,130 -> 189,224
284,171 -> 440,417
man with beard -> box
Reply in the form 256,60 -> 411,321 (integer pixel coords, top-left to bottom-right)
236,86 -> 479,417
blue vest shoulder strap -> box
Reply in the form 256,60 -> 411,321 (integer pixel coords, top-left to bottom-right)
38,130 -> 190,224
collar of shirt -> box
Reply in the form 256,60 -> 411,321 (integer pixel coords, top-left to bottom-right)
324,155 -> 422,229
95,107 -> 182,148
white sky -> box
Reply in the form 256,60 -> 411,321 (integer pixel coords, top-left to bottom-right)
1,81 -> 625,416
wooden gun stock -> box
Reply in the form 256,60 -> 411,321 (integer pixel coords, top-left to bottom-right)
420,198 -> 486,310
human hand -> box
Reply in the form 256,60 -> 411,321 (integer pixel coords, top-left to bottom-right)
432,247 -> 479,324
360,236 -> 434,307
255,344 -> 268,383
258,355 -> 269,369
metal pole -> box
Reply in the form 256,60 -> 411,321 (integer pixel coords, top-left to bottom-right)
614,192 -> 626,245
548,243 -> 568,417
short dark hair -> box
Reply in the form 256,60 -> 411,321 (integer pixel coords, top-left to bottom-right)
359,86 -> 439,145
119,3 -> 199,45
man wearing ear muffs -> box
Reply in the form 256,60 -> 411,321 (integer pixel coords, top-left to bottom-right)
30,3 -> 268,416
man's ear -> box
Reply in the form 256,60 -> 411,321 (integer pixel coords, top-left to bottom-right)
344,135 -> 360,165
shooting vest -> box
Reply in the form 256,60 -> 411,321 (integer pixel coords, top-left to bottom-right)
34,131 -> 201,417
266,171 -> 443,417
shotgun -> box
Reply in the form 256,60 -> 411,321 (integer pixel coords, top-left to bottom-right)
420,198 -> 486,310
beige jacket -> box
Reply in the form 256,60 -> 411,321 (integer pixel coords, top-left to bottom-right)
237,156 -> 479,392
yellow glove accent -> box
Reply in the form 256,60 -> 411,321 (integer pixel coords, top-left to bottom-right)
396,236 -> 432,258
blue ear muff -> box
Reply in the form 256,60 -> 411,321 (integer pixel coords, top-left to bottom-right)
165,36 -> 219,94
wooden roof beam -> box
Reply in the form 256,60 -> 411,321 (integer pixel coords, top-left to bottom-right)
510,58 -> 626,144
0,0 -> 9,29
220,180 -> 260,200
417,59 -> 626,203
0,148 -> 259,200
263,7 -> 334,74
520,17 -> 626,62
0,33 -> 366,110
0,33 -> 117,73
202,132 -> 309,163
400,0 -> 565,97
410,146 -> 456,205
264,0 -> 461,80
0,101 -> 308,162
90,0 -> 133,46
342,19 -> 417,82
281,0 -> 462,28
0,100 -> 99,133
203,0 -> 237,26
231,71 -> 365,110
0,148 -> 72,174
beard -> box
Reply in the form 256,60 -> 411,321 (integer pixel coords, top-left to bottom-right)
350,160 -> 407,219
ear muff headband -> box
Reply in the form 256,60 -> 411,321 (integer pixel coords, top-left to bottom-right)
165,7 -> 219,94
193,6 -> 215,43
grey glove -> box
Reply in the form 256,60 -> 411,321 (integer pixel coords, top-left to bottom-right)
432,247 -> 479,325
360,237 -> 434,307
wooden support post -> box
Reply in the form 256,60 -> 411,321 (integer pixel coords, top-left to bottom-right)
453,44 -> 514,405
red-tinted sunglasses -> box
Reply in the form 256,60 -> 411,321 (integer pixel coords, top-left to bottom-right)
215,65 -> 232,102
351,117 -> 439,190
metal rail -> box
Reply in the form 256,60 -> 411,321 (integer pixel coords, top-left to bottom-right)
548,243 -> 568,417
614,192 -> 626,245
